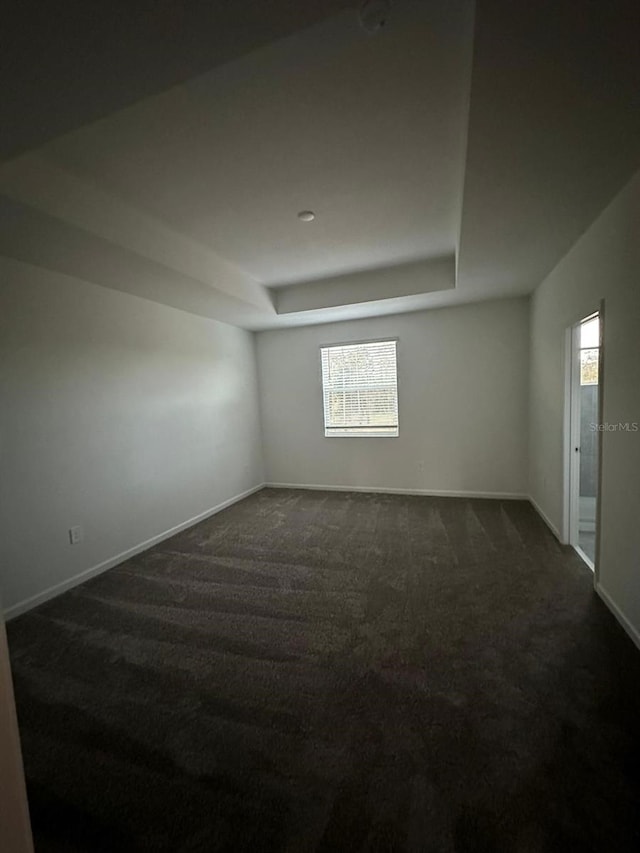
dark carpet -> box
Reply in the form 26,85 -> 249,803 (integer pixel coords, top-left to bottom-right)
7,488 -> 640,852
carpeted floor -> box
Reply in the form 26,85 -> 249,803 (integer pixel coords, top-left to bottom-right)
7,488 -> 640,852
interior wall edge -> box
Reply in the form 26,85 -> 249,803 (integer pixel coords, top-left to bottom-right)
0,617 -> 34,853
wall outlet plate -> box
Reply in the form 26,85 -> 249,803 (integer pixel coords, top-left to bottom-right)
69,525 -> 83,545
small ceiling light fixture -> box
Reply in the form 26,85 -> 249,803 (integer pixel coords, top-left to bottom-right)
297,210 -> 315,222
358,0 -> 391,35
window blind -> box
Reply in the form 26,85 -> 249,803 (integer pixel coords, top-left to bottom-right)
320,340 -> 398,436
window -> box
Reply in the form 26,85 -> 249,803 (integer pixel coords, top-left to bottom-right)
320,339 -> 398,437
579,315 -> 599,385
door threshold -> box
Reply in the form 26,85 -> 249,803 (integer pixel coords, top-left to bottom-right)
574,545 -> 595,572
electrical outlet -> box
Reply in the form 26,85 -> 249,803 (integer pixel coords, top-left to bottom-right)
69,525 -> 83,545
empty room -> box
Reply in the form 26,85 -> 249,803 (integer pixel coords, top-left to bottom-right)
1,0 -> 639,850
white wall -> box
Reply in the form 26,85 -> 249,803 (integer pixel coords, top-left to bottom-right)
257,297 -> 529,496
0,257 -> 264,614
529,169 -> 640,642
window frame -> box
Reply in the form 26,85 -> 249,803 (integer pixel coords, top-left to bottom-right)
318,337 -> 400,438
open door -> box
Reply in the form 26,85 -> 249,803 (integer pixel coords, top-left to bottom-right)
566,310 -> 602,570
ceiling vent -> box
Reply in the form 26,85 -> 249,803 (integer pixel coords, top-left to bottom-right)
358,0 -> 391,35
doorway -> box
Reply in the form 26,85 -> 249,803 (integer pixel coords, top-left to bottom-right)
566,311 -> 601,570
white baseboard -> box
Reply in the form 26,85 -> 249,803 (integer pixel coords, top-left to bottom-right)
528,496 -> 562,541
9,482 -> 639,655
265,483 -> 528,500
595,582 -> 640,651
4,483 -> 265,621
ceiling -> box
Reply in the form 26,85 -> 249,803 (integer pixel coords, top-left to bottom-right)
1,0 -> 351,161
1,0 -> 639,330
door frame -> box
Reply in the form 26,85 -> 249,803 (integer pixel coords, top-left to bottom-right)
562,301 -> 605,580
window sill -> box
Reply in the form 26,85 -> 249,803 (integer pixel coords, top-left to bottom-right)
324,432 -> 399,438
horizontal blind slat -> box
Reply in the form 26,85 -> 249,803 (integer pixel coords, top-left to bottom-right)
321,340 -> 398,432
